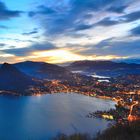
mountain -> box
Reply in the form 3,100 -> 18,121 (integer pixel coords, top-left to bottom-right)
0,63 -> 38,94
14,61 -> 77,80
66,60 -> 140,77
114,58 -> 140,64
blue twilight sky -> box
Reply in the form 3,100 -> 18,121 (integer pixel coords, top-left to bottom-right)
0,0 -> 140,63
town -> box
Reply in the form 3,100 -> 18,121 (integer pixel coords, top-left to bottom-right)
65,75 -> 140,122
34,74 -> 140,122
0,72 -> 139,122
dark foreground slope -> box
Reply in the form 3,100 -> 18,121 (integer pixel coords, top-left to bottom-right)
0,63 -> 42,95
95,121 -> 140,140
54,121 -> 140,140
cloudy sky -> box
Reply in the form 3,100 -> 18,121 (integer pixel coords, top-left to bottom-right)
0,0 -> 140,63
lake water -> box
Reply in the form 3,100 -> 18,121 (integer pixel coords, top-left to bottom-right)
72,71 -> 110,82
0,93 -> 115,139
91,75 -> 110,79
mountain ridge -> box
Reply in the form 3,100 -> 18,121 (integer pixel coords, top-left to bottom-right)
14,61 -> 76,80
0,62 -> 38,94
66,60 -> 140,77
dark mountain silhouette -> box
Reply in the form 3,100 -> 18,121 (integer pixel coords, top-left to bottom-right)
67,60 -> 140,77
14,61 -> 76,80
0,63 -> 37,94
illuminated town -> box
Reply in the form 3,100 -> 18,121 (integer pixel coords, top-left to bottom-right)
20,74 -> 140,122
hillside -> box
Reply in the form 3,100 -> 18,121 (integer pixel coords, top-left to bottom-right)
67,60 -> 140,77
0,63 -> 40,95
14,61 -> 87,82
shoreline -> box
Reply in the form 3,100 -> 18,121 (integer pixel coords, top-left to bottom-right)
0,90 -> 117,103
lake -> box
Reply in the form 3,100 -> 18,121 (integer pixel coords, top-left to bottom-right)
0,93 -> 115,139
72,70 -> 111,82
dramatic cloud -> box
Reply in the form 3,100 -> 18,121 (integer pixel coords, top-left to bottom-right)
95,17 -> 121,27
130,25 -> 140,36
0,0 -> 140,63
78,38 -> 140,57
29,0 -> 135,35
107,5 -> 127,13
0,43 -> 6,46
74,24 -> 93,31
95,10 -> 140,27
22,28 -> 38,36
2,42 -> 56,56
0,1 -> 22,20
28,5 -> 57,17
123,10 -> 140,22
70,0 -> 131,14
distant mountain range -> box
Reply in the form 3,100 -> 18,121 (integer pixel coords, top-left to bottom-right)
0,60 -> 140,95
14,61 -> 76,80
0,60 -> 140,80
66,60 -> 140,77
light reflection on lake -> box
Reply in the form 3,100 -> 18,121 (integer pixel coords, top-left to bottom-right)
0,93 -> 115,139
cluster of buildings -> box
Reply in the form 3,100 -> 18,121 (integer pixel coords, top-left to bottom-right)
1,72 -> 139,122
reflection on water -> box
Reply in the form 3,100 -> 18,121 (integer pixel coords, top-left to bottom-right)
0,93 -> 115,139
91,74 -> 110,79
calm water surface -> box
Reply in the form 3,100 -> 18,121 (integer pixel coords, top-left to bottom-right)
0,93 -> 115,139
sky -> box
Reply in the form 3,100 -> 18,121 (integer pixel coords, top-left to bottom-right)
0,0 -> 140,64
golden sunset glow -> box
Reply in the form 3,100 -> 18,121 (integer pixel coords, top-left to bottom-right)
16,49 -> 128,64
33,50 -> 85,63
0,0 -> 139,64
